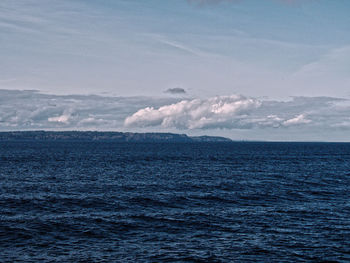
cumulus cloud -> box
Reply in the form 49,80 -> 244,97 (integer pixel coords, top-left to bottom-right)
125,95 -> 348,130
125,95 -> 261,129
164,87 -> 187,95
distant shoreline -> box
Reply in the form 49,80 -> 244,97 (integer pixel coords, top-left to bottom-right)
0,131 -> 232,142
1,131 -> 349,143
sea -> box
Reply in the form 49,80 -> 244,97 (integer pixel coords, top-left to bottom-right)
1,141 -> 350,262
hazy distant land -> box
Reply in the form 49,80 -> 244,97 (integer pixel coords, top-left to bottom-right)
0,131 -> 231,142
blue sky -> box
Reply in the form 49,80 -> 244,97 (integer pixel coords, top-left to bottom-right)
1,0 -> 350,140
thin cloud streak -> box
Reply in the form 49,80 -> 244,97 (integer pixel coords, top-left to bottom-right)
158,39 -> 205,57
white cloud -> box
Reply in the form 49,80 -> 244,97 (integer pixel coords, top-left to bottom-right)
48,114 -> 71,124
283,114 -> 311,126
125,95 -> 261,129
125,95 -> 346,130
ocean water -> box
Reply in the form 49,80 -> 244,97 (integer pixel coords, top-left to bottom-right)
1,141 -> 350,262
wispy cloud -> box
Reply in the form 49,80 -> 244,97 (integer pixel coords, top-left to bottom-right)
0,78 -> 16,83
157,38 -> 205,56
294,46 -> 350,76
152,34 -> 220,57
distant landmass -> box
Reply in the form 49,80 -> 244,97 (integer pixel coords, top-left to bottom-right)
0,131 -> 231,142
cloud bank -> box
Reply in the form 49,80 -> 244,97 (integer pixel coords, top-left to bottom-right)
0,89 -> 177,131
125,95 -> 348,130
1,89 -> 350,141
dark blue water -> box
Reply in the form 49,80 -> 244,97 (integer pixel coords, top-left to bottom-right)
1,141 -> 350,262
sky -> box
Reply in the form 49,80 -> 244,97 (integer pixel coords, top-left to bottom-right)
1,0 -> 350,140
